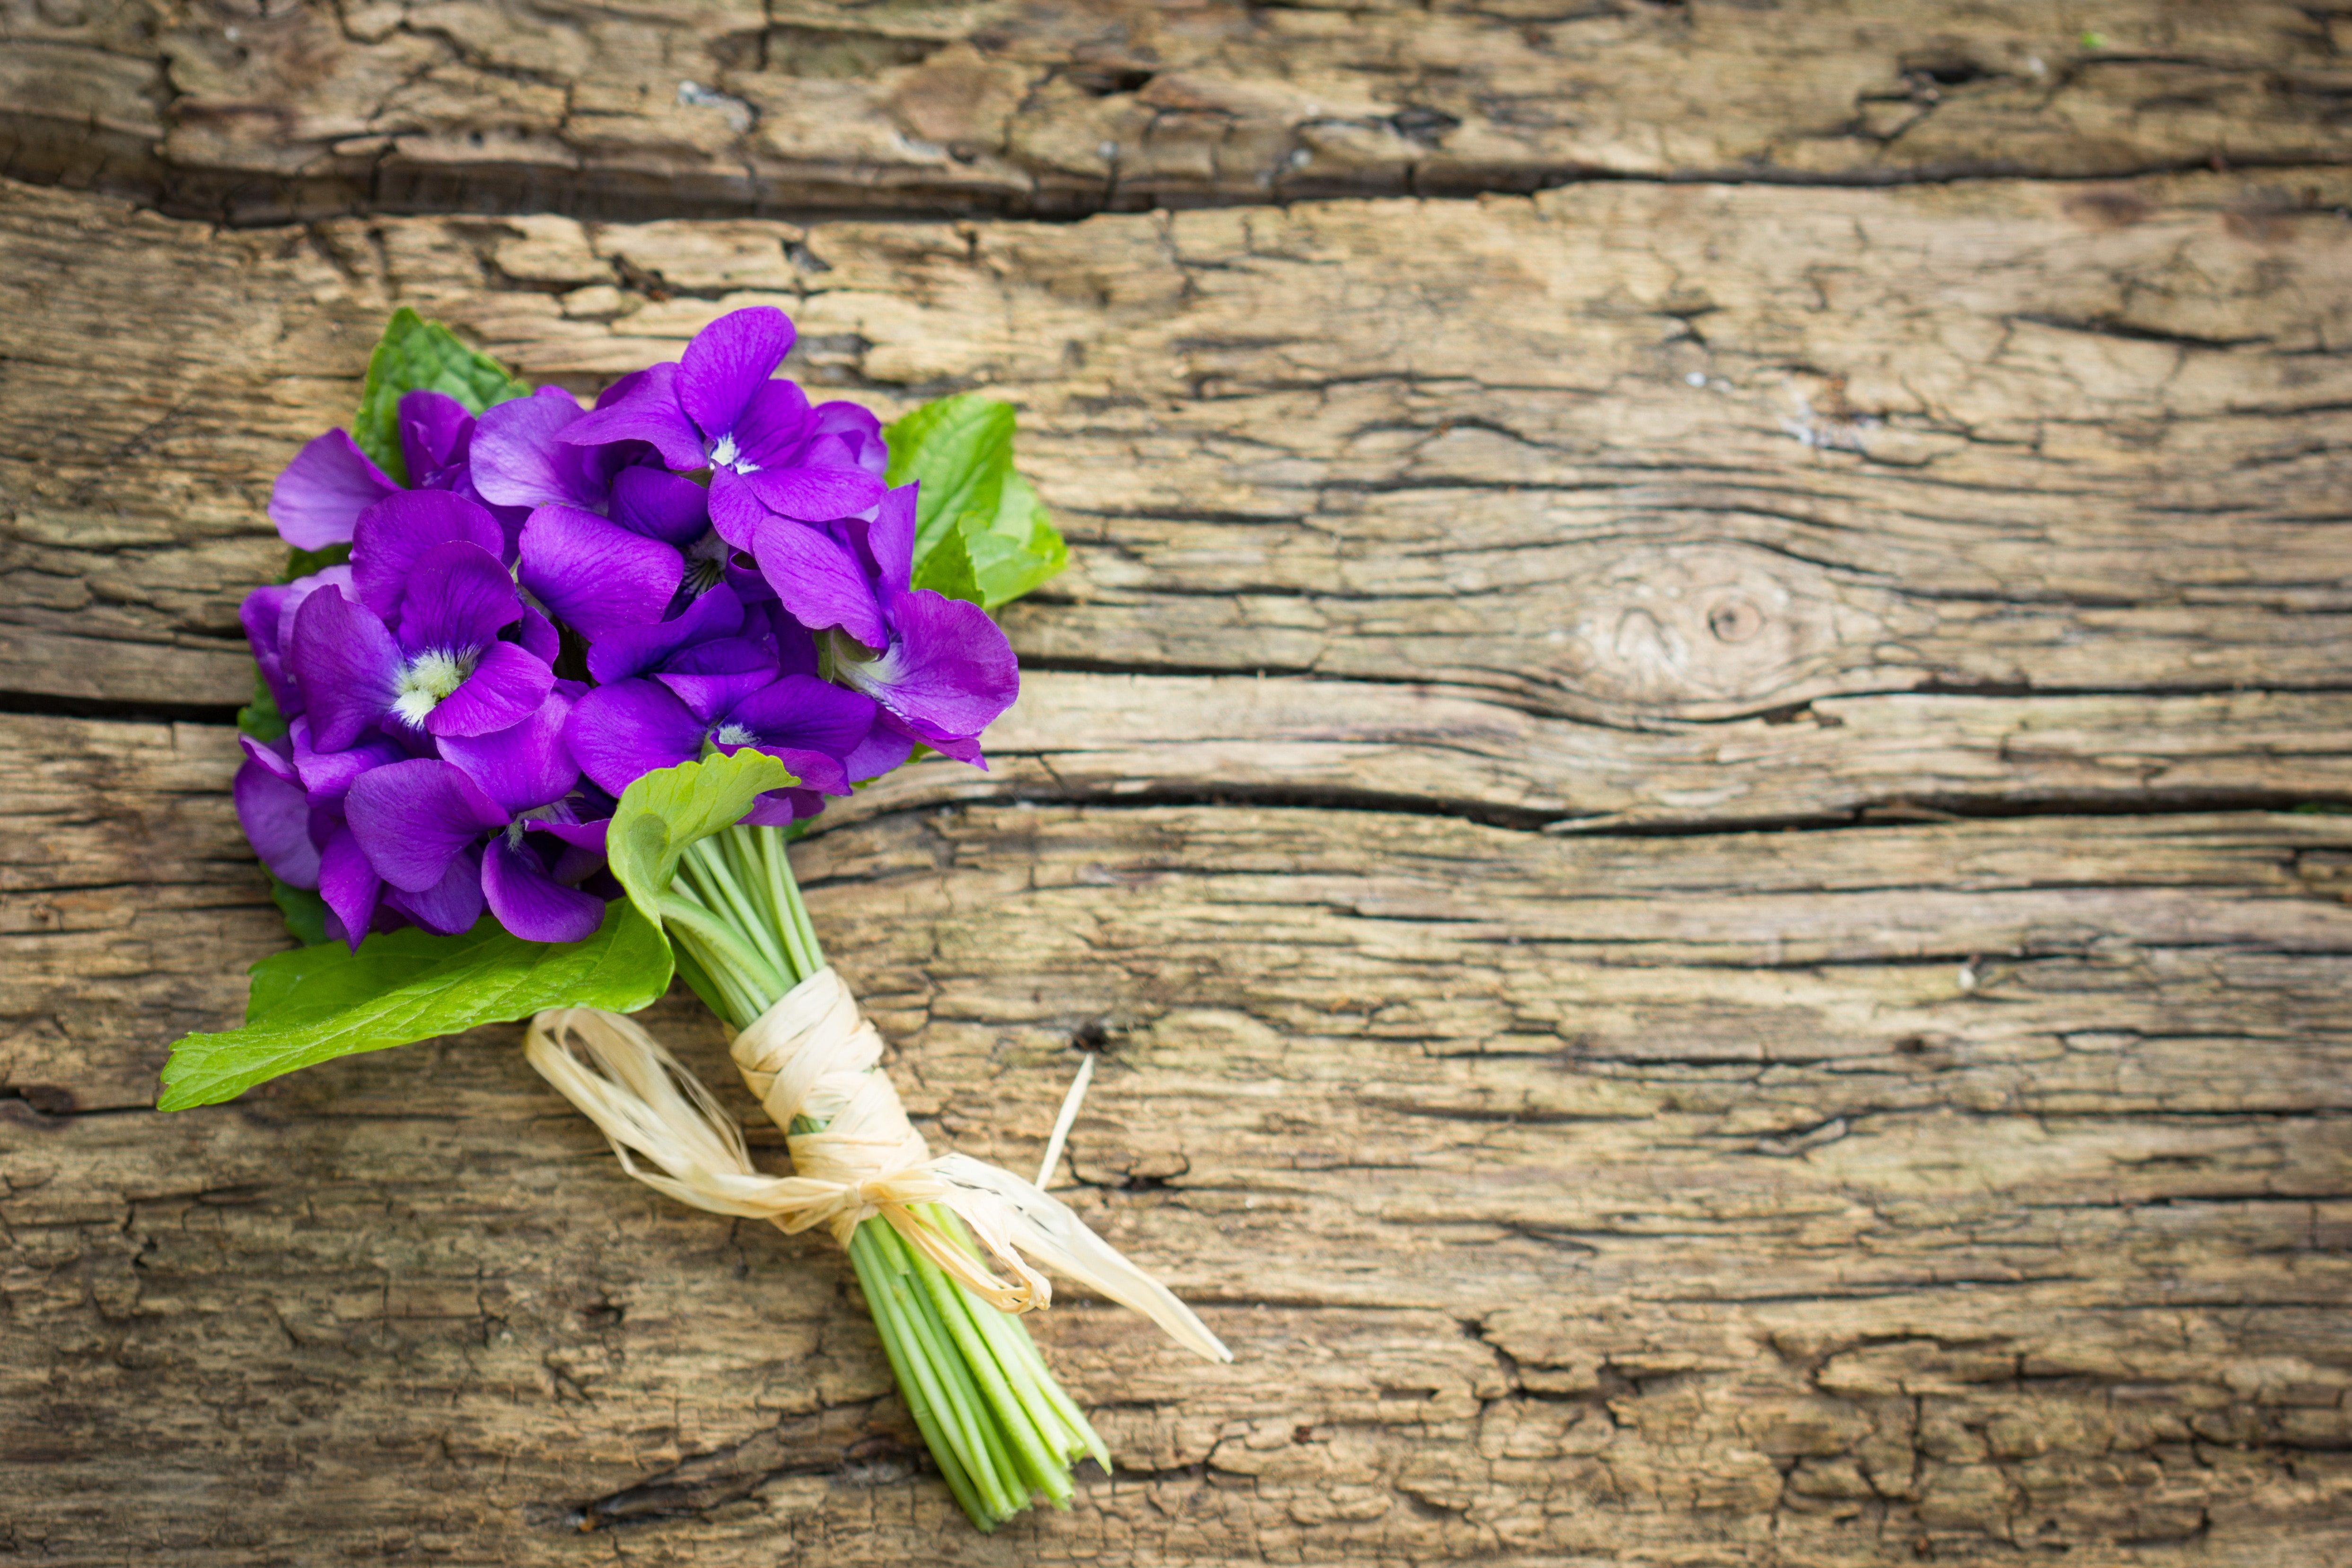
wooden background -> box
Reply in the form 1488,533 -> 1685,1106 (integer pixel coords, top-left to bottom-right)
7,2 -> 2352,1562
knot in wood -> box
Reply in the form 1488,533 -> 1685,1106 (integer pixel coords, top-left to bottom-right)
1552,542 -> 1852,717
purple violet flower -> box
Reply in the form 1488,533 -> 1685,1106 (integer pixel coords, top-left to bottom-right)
293,493 -> 554,749
267,390 -> 524,553
268,431 -> 398,552
756,482 -> 1017,765
471,385 -> 652,515
345,689 -> 610,944
232,737 -> 323,889
239,564 -> 355,721
555,307 -> 886,547
566,632 -> 878,825
472,385 -> 727,631
243,303 -> 1043,957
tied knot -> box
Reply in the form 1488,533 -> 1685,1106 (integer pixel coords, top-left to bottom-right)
525,970 -> 1229,1360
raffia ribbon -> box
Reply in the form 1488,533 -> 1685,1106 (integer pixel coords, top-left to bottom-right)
524,965 -> 1230,1363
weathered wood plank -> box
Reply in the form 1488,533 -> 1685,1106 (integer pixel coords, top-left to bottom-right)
5,29 -> 2352,1562
6,172 -> 2352,730
9,690 -> 2352,1104
8,790 -> 2352,1562
6,0 -> 2351,225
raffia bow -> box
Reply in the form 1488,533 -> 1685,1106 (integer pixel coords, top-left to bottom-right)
524,966 -> 1230,1363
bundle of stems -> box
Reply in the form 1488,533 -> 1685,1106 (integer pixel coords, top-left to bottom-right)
661,823 -> 1110,1529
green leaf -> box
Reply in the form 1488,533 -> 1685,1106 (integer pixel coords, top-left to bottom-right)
606,750 -> 796,934
237,663 -> 286,745
281,541 -> 351,583
885,394 -> 1067,609
351,307 -> 531,485
909,525 -> 983,605
267,879 -> 331,948
887,394 -> 1014,561
964,470 -> 1068,607
157,904 -> 672,1111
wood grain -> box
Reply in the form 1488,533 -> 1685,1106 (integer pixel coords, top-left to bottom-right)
6,4 -> 2352,1558
6,0 -> 2352,224
8,171 -> 2352,729
9,778 -> 2352,1562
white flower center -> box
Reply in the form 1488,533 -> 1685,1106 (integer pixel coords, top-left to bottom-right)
708,434 -> 760,475
391,648 -> 476,727
711,721 -> 757,747
818,627 -> 886,683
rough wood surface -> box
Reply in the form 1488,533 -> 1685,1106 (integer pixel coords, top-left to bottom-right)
9,171 -> 2352,735
12,771 -> 2352,1563
7,3 -> 2352,1562
6,0 -> 2352,223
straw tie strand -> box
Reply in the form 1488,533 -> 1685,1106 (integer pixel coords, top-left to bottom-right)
524,966 -> 1231,1362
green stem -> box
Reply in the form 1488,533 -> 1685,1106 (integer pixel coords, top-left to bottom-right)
656,895 -> 781,1021
852,1223 -> 1016,1524
903,1226 -> 1071,1504
682,841 -> 792,982
661,823 -> 1111,1530
847,1226 -> 990,1525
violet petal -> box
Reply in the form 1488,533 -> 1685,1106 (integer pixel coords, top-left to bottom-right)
518,504 -> 683,638
240,584 -> 299,716
729,378 -> 812,466
679,306 -> 795,442
740,788 -> 827,827
595,368 -> 652,411
843,711 -> 917,782
384,848 -> 486,936
351,490 -> 506,620
396,540 -> 521,656
236,755 -> 324,886
316,826 -> 382,951
534,817 -> 610,854
398,390 -> 475,485
425,639 -> 555,738
346,759 -> 508,893
482,835 -> 606,943
269,429 -> 399,551
560,363 -> 705,469
289,584 -> 404,753
564,679 -> 705,798
655,637 -> 777,725
727,675 -> 875,777
516,602 -> 562,664
812,401 -> 886,474
754,516 -> 886,649
882,708 -> 987,767
586,584 -> 746,684
743,462 -> 886,525
864,482 -> 920,601
766,607 -> 821,678
272,566 -> 356,684
439,688 -> 579,816
469,386 -> 596,509
610,465 -> 712,546
548,839 -> 607,885
705,465 -> 771,551
741,743 -> 848,797
290,719 -> 407,804
238,732 -> 301,786
834,588 -> 1017,739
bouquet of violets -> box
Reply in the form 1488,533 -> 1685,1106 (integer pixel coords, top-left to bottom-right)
163,305 -> 1229,1531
